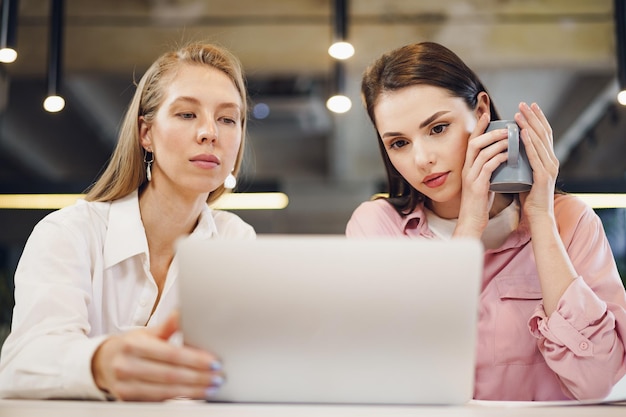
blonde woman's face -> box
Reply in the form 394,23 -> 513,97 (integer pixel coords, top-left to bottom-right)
140,64 -> 243,198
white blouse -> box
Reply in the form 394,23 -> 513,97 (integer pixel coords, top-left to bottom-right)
424,199 -> 520,250
0,190 -> 255,400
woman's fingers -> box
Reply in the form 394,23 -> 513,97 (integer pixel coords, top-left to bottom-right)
93,325 -> 225,401
514,102 -> 559,181
112,337 -> 219,383
107,378 -> 213,402
464,118 -> 509,186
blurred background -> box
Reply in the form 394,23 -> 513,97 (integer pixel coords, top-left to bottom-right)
1,0 -> 626,339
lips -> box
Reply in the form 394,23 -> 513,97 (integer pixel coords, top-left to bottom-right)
190,154 -> 220,169
422,172 -> 449,188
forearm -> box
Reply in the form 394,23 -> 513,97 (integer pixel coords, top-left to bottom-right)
0,332 -> 108,400
529,214 -> 578,316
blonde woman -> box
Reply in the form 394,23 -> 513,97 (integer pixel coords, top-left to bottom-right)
0,42 -> 255,401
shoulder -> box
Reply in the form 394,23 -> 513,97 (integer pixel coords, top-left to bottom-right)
553,193 -> 598,225
553,193 -> 603,242
350,198 -> 400,219
21,199 -> 114,261
211,209 -> 256,238
346,198 -> 410,237
35,199 -> 112,238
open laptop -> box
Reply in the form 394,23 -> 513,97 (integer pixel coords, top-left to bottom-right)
177,235 -> 483,405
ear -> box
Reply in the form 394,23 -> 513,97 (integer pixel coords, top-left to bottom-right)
474,91 -> 491,120
138,116 -> 152,150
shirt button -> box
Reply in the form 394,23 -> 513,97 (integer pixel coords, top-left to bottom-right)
579,341 -> 589,350
139,298 -> 148,307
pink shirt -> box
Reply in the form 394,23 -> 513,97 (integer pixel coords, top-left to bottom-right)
346,194 -> 626,401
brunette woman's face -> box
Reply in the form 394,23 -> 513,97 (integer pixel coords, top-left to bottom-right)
374,84 -> 484,213
140,64 -> 243,198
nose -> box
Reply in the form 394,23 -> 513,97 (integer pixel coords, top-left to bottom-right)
412,140 -> 436,168
198,121 -> 218,144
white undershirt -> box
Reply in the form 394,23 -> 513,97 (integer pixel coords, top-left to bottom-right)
424,199 -> 520,249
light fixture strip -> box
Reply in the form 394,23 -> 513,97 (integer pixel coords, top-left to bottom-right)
370,193 -> 626,210
0,193 -> 290,211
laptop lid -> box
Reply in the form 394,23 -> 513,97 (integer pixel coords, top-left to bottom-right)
177,235 -> 483,405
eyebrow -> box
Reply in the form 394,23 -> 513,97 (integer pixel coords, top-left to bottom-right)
419,110 -> 450,129
381,110 -> 450,139
171,96 -> 201,106
170,96 -> 241,112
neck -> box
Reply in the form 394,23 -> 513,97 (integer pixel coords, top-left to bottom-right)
138,184 -> 207,254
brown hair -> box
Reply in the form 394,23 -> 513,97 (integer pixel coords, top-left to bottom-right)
85,41 -> 248,205
361,41 -> 500,214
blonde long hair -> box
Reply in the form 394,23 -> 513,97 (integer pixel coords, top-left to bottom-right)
85,42 -> 248,205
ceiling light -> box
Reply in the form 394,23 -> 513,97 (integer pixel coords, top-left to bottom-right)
252,102 -> 271,119
44,0 -> 65,113
0,0 -> 18,64
328,41 -> 354,60
326,94 -> 352,114
328,0 -> 354,60
43,95 -> 66,112
326,61 -> 352,114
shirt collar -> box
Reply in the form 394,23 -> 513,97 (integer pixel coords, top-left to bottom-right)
102,190 -> 221,269
189,203 -> 219,239
103,190 -> 148,269
399,205 -> 435,237
400,201 -> 530,247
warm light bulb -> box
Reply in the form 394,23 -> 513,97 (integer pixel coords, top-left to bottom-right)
0,48 -> 17,63
43,95 -> 66,112
618,90 -> 626,106
326,94 -> 352,114
328,41 -> 355,60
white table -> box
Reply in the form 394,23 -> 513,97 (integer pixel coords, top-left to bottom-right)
0,399 -> 625,417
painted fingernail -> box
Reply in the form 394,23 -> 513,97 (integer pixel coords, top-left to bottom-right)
211,375 -> 225,387
210,361 -> 222,371
205,386 -> 220,398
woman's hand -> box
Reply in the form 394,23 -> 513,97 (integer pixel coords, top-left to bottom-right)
455,113 -> 509,238
91,311 -> 224,401
514,102 -> 559,222
515,102 -> 578,315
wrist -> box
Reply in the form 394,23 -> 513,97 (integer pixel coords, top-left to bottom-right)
91,336 -> 116,394
527,212 -> 557,234
452,221 -> 484,239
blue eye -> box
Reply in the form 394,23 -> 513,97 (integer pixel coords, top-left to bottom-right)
179,113 -> 195,119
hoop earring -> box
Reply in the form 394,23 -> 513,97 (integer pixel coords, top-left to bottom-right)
224,171 -> 236,189
144,149 -> 154,182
